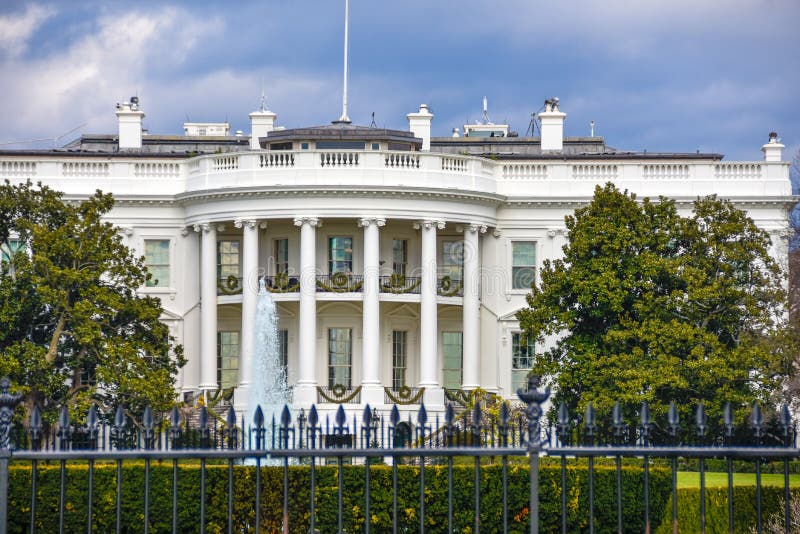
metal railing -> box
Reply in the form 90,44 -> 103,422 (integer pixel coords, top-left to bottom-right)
1,375 -> 799,534
316,273 -> 363,293
262,274 -> 301,293
379,275 -> 422,294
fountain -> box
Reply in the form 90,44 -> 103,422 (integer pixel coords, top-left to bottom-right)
245,278 -> 291,452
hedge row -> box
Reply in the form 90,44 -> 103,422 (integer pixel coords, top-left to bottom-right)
653,486 -> 800,534
9,462 -> 671,533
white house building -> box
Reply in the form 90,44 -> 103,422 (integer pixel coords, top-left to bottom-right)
0,95 -> 792,418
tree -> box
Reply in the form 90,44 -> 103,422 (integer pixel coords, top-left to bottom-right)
517,183 -> 797,428
0,181 -> 184,425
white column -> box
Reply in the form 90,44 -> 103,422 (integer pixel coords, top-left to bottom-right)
196,222 -> 222,392
417,219 -> 445,406
359,217 -> 385,404
462,223 -> 486,390
294,216 -> 319,404
234,219 -> 260,412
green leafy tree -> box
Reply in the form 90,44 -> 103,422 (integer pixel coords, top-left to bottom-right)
517,183 -> 797,427
0,181 -> 184,425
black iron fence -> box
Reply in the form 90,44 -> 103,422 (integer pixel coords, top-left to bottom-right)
1,375 -> 799,533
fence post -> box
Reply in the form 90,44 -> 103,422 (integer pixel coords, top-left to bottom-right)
0,377 -> 23,534
518,375 -> 550,534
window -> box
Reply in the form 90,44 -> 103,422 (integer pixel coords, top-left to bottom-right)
392,331 -> 407,389
274,239 -> 289,274
1,239 -> 23,275
217,331 -> 240,389
442,240 -> 463,282
328,328 -> 352,388
144,239 -> 170,287
512,241 -> 536,289
278,329 -> 289,372
392,239 -> 408,275
442,332 -> 463,390
217,240 -> 240,279
328,237 -> 353,273
512,333 -> 535,393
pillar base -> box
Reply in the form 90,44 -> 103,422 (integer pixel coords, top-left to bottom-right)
233,384 -> 250,416
360,384 -> 385,407
421,386 -> 445,411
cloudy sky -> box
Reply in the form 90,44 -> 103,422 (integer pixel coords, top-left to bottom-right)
0,0 -> 798,167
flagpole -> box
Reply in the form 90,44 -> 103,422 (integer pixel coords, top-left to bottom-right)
337,0 -> 351,123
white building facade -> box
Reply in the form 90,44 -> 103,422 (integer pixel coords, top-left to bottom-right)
0,97 -> 792,418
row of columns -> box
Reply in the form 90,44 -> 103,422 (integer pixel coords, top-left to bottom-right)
194,217 -> 486,409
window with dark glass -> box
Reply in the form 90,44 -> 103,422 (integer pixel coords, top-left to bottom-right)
278,329 -> 289,371
442,332 -> 463,390
217,240 -> 240,279
512,242 -> 536,289
328,236 -> 353,273
328,328 -> 352,388
512,333 -> 535,392
217,331 -> 239,389
392,330 -> 407,389
144,239 -> 170,287
392,239 -> 408,275
442,240 -> 463,281
274,238 -> 289,274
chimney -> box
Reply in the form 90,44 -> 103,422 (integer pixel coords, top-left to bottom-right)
407,104 -> 433,151
762,131 -> 784,162
249,108 -> 277,150
115,96 -> 144,150
539,97 -> 566,152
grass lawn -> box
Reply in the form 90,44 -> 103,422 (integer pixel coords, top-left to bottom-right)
677,471 -> 800,488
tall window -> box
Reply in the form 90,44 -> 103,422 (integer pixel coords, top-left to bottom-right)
217,240 -> 240,279
392,330 -> 407,389
328,237 -> 353,273
442,240 -> 463,281
328,328 -> 352,388
512,241 -> 536,289
442,332 -> 463,390
217,331 -> 239,389
392,239 -> 408,275
144,239 -> 170,287
278,329 -> 289,372
274,239 -> 289,274
512,333 -> 535,393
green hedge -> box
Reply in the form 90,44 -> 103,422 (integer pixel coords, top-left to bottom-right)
8,461 -> 671,533
654,486 -> 800,534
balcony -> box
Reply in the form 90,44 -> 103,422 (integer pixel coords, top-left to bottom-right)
317,385 -> 362,404
379,274 -> 421,294
264,274 -> 300,293
437,276 -> 463,297
316,273 -> 363,293
383,386 -> 425,405
217,276 -> 243,295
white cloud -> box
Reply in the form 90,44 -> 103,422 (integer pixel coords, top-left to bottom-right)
0,4 -> 54,57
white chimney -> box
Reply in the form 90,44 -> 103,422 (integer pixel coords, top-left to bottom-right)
249,109 -> 277,150
115,96 -> 144,150
407,104 -> 434,151
539,97 -> 566,152
762,131 -> 784,162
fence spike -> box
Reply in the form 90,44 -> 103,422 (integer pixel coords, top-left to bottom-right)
227,405 -> 237,429
335,405 -> 347,430
695,402 -> 707,437
612,401 -> 623,427
667,401 -> 679,436
584,402 -> 595,436
781,404 -> 792,437
29,404 -> 41,438
418,402 -> 428,427
59,405 -> 70,432
499,401 -> 509,425
640,401 -> 651,427
558,402 -> 569,427
445,403 -> 454,426
390,405 -> 400,427
199,406 -> 209,434
308,405 -> 319,428
143,405 -> 154,431
723,401 -> 734,437
750,402 -> 763,438
473,400 -> 482,429
281,405 -> 292,429
254,405 -> 264,429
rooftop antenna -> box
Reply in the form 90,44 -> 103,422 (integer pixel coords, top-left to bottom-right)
525,113 -> 539,137
259,76 -> 268,112
333,0 -> 351,124
370,112 -> 376,128
590,120 -> 595,137
482,96 -> 491,124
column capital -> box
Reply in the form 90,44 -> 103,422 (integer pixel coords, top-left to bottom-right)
118,226 -> 134,237
468,223 -> 488,234
193,223 -> 224,233
358,217 -> 386,228
413,219 -> 445,231
234,218 -> 261,230
546,228 -> 566,238
293,216 -> 320,228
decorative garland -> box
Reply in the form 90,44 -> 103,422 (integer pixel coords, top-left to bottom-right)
217,275 -> 242,295
380,274 -> 421,294
267,272 -> 300,293
444,388 -> 470,407
384,386 -> 426,405
316,274 -> 363,293
317,385 -> 363,404
437,275 -> 463,297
